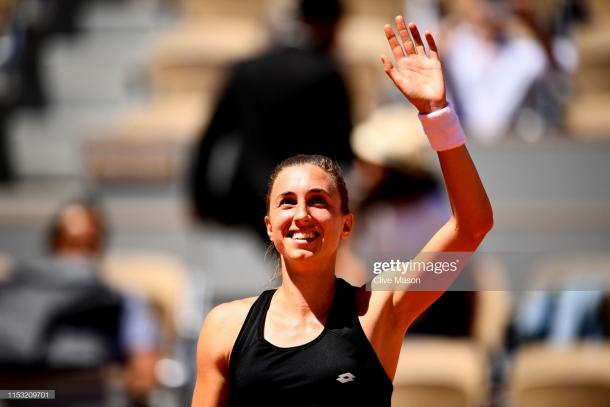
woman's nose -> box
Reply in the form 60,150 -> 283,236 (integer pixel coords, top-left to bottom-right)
294,201 -> 311,222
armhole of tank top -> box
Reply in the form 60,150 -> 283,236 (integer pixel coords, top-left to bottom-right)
351,283 -> 394,385
228,290 -> 274,371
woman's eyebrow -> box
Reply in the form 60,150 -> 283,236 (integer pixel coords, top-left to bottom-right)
275,188 -> 331,201
308,188 -> 330,195
276,191 -> 295,200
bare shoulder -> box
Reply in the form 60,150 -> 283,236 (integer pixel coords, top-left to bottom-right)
198,296 -> 258,365
205,296 -> 257,329
192,296 -> 259,406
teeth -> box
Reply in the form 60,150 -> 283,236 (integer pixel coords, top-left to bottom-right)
292,232 -> 317,240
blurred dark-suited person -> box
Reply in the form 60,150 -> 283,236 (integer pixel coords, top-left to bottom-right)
0,0 -> 47,183
187,0 -> 353,243
0,199 -> 160,407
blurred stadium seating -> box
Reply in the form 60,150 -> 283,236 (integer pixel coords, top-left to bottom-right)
0,1 -> 609,406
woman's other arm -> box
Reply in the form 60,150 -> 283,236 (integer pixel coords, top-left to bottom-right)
191,300 -> 253,407
191,305 -> 230,407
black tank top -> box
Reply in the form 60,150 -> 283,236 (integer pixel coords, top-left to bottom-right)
227,278 -> 393,407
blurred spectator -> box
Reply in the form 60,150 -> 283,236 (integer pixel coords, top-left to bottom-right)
0,199 -> 161,406
508,255 -> 610,352
45,0 -> 93,37
187,0 -> 353,242
510,289 -> 608,350
0,0 -> 109,183
0,0 -> 49,183
346,105 -> 448,256
0,0 -> 51,110
0,0 -> 106,112
440,0 -> 551,141
506,0 -> 589,138
0,0 -> 16,183
339,105 -> 476,337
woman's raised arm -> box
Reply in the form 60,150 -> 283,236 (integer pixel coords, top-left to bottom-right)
380,17 -> 493,332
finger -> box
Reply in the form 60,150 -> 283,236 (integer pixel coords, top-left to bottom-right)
408,22 -> 426,55
380,55 -> 401,85
395,15 -> 416,55
425,31 -> 440,60
384,24 -> 405,61
380,54 -> 393,72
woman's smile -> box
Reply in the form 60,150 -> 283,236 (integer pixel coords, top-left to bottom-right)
287,229 -> 321,243
265,164 -> 352,264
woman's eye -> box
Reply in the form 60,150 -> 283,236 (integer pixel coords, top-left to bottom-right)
279,198 -> 296,207
309,196 -> 327,206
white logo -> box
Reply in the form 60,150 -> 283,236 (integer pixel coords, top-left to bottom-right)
336,372 -> 356,383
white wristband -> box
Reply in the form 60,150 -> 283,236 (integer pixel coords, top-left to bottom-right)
418,104 -> 466,151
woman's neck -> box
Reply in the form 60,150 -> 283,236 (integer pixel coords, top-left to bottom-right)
275,262 -> 337,322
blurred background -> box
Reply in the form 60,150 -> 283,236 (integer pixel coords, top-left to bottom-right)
0,0 -> 609,406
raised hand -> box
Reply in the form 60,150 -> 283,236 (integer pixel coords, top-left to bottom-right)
381,16 -> 446,114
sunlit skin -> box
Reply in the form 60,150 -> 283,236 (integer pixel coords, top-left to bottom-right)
264,164 -> 353,274
261,164 -> 353,349
191,17 -> 493,407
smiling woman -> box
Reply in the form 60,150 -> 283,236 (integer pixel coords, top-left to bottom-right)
191,16 -> 492,407
264,156 -> 352,269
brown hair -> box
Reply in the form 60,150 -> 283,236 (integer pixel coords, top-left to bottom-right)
265,154 -> 350,215
47,198 -> 107,256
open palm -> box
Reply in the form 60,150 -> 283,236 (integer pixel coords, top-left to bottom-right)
381,17 -> 446,114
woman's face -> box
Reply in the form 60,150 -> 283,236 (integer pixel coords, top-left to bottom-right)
265,164 -> 352,265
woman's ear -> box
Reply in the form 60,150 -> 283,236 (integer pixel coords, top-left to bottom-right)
264,215 -> 273,241
341,213 -> 353,240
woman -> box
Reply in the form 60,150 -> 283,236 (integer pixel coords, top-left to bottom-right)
191,17 -> 493,407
